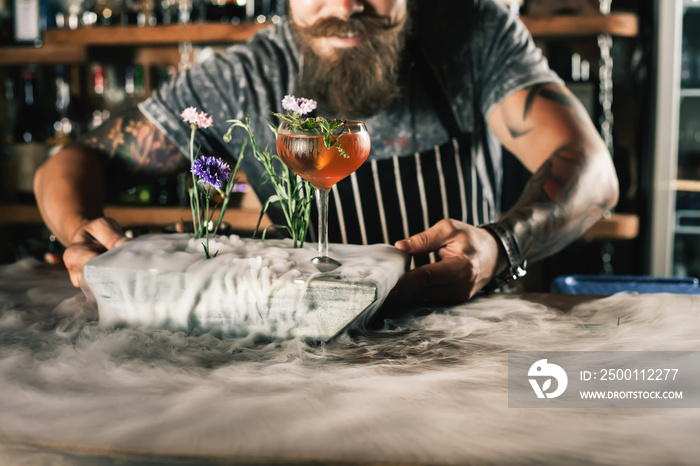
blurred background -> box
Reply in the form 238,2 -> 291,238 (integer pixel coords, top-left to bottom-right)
0,0 -> 696,292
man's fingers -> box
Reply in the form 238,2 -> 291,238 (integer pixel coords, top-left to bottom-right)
64,217 -> 128,288
63,243 -> 101,288
402,260 -> 463,288
81,217 -> 127,250
389,276 -> 475,307
395,219 -> 459,255
408,283 -> 472,305
389,258 -> 474,303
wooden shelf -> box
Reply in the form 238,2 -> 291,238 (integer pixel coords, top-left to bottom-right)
681,89 -> 700,99
43,22 -> 270,46
2,203 -> 637,242
0,13 -> 638,65
0,44 -> 87,65
581,213 -> 639,242
672,179 -> 700,192
521,12 -> 638,37
0,204 -> 271,232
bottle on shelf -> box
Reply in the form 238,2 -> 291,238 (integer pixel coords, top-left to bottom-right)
248,0 -> 284,22
205,0 -> 245,24
87,63 -> 112,130
1,75 -> 17,146
13,67 -> 50,202
176,0 -> 190,23
124,0 -> 157,26
54,0 -> 84,29
125,64 -> 146,106
103,63 -> 127,113
0,74 -> 18,201
0,0 -> 13,45
98,0 -> 124,25
14,68 -> 48,143
47,65 -> 80,148
44,233 -> 64,265
246,0 -> 270,23
12,0 -> 57,44
155,63 -> 177,87
682,9 -> 700,89
13,0 -> 42,44
681,32 -> 693,88
159,0 -> 178,23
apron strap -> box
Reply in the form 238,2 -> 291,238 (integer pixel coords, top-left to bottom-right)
409,38 -> 463,140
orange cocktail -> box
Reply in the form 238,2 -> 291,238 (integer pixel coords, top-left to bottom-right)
276,120 -> 370,271
277,130 -> 370,189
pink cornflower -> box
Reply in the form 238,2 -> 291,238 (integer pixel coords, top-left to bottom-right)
181,107 -> 214,129
282,95 -> 317,116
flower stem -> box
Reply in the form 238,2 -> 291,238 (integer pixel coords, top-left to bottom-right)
204,193 -> 210,258
189,125 -> 203,237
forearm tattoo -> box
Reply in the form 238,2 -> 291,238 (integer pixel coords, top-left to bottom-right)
72,107 -> 190,178
502,85 -> 609,262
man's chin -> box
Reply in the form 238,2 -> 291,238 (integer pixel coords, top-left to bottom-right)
326,35 -> 367,49
294,20 -> 408,116
310,36 -> 368,60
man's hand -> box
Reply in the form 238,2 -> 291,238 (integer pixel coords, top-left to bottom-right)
63,217 -> 128,288
389,219 -> 505,306
33,107 -> 188,288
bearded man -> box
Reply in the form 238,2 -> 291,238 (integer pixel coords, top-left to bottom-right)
34,0 -> 618,305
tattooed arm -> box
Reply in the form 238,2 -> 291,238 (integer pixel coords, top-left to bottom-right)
391,82 -> 617,306
34,107 -> 189,287
487,82 -> 618,263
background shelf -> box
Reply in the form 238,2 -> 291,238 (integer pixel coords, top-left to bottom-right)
0,13 -> 639,66
521,13 -> 638,37
0,44 -> 87,65
43,22 -> 270,46
0,204 -> 271,232
0,204 -> 637,242
681,89 -> 700,98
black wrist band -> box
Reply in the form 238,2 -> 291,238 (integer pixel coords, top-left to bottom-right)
480,222 -> 527,291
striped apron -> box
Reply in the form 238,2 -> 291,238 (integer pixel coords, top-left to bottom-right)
322,134 -> 499,268
308,40 -> 501,268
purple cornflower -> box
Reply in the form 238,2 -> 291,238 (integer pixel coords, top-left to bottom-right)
191,155 -> 230,190
282,95 -> 317,116
181,107 -> 214,129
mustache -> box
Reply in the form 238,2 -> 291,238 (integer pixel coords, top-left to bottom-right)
298,15 -> 401,38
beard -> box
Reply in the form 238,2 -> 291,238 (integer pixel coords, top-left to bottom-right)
291,12 -> 409,117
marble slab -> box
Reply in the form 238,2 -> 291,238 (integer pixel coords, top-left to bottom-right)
83,234 -> 408,341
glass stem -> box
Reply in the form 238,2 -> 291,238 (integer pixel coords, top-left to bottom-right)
316,187 -> 330,258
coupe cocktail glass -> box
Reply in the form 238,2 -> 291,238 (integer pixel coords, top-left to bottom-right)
277,120 -> 370,271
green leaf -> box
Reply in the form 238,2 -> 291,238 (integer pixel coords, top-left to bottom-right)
225,115 -> 313,247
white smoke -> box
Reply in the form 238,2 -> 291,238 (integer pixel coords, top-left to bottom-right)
1,258 -> 700,464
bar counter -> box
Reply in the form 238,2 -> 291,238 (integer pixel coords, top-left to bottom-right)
1,258 -> 698,465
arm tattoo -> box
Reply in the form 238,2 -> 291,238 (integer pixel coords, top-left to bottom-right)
507,83 -> 589,139
503,144 -> 608,262
508,126 -> 532,139
72,107 -> 190,179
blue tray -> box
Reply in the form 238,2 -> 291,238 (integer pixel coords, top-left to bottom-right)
551,275 -> 700,295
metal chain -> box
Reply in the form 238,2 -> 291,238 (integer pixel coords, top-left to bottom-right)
179,41 -> 194,71
598,33 -> 614,157
597,0 -> 614,157
598,0 -> 615,275
177,0 -> 194,71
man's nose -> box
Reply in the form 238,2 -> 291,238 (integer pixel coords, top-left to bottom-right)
324,0 -> 365,20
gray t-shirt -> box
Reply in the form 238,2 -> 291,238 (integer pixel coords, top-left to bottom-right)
140,0 -> 560,250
